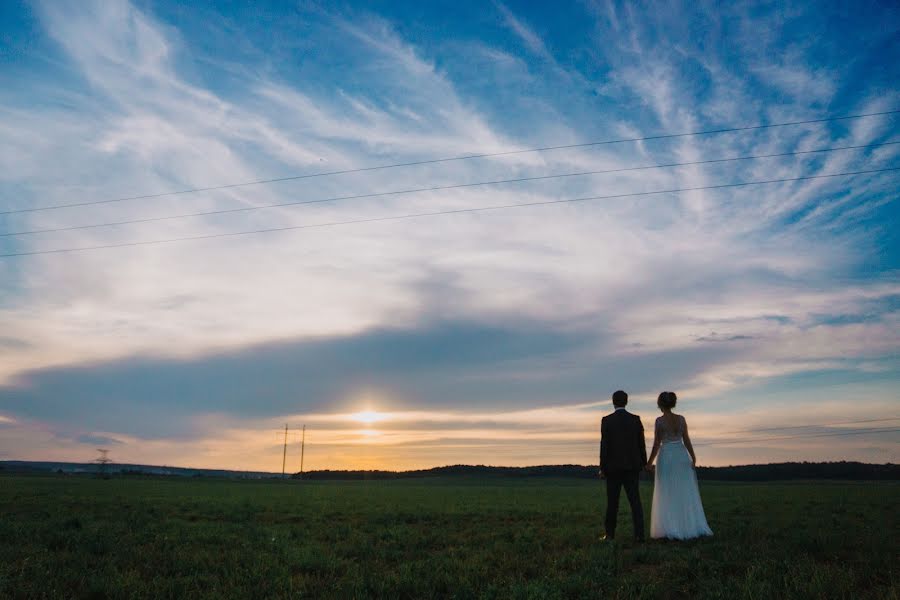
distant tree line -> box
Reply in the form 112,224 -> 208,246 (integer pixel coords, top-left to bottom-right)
694,461 -> 899,481
294,462 -> 899,481
4,460 -> 897,481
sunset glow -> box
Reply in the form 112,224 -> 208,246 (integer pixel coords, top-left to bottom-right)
352,411 -> 388,425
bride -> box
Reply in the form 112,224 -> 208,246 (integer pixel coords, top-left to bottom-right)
645,391 -> 713,540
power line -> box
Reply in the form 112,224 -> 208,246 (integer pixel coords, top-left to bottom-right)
2,166 -> 896,258
577,426 -> 900,448
3,108 -> 898,216
4,141 -> 896,238
724,416 -> 900,434
694,426 -> 900,447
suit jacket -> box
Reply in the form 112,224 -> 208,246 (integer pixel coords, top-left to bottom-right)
600,409 -> 647,473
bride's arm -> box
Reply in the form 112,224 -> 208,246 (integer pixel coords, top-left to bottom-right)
646,420 -> 661,468
682,417 -> 697,467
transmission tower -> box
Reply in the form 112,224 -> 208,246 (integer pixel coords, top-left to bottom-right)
275,424 -> 307,479
92,448 -> 112,478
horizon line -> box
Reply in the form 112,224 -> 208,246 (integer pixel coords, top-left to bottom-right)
2,458 -> 896,476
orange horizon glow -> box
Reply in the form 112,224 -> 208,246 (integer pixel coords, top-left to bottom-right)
2,398 -> 896,473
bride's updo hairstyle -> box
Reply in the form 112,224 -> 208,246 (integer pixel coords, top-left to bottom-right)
658,391 -> 677,410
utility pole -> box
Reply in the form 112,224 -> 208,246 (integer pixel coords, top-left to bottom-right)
299,424 -> 306,479
275,423 -> 306,479
281,423 -> 288,479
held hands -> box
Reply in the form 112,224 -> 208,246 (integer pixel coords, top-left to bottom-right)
644,463 -> 655,474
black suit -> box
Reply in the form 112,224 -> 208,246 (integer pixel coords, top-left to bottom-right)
600,408 -> 647,539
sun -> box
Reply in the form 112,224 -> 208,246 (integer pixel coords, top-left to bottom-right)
352,410 -> 387,424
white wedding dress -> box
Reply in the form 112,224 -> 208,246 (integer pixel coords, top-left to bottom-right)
650,415 -> 713,540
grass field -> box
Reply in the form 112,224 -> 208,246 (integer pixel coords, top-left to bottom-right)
0,474 -> 897,599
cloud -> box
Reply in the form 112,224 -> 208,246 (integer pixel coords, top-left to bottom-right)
0,316 -> 718,437
495,2 -> 551,59
74,434 -> 124,446
695,333 -> 754,343
0,337 -> 30,350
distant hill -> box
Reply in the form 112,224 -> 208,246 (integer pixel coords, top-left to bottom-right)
296,462 -> 900,481
2,460 -> 897,481
298,464 -> 595,480
0,460 -> 279,479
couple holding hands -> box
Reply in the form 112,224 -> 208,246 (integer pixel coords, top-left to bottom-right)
599,390 -> 713,541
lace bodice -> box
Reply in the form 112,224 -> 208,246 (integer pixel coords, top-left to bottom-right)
656,414 -> 685,443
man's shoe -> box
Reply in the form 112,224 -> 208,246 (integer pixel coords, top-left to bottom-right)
600,534 -> 615,541
635,536 -> 646,543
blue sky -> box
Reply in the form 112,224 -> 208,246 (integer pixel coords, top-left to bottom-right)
0,0 -> 898,470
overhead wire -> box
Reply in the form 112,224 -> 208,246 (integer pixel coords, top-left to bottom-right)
693,427 -> 900,447
3,140 -> 896,238
2,108 -> 897,215
724,416 -> 900,434
573,421 -> 900,449
2,166 -> 896,258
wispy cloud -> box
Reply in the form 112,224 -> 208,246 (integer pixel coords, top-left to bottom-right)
495,2 -> 551,60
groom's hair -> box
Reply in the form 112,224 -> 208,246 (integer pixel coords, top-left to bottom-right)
612,390 -> 628,407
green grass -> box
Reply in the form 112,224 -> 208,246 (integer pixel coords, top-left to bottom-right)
0,475 -> 897,599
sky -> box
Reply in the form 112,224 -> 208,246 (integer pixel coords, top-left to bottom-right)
0,0 -> 898,472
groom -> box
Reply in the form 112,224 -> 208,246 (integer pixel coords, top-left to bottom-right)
599,390 -> 647,541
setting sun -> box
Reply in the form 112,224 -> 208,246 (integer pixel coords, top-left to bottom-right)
352,410 -> 387,424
